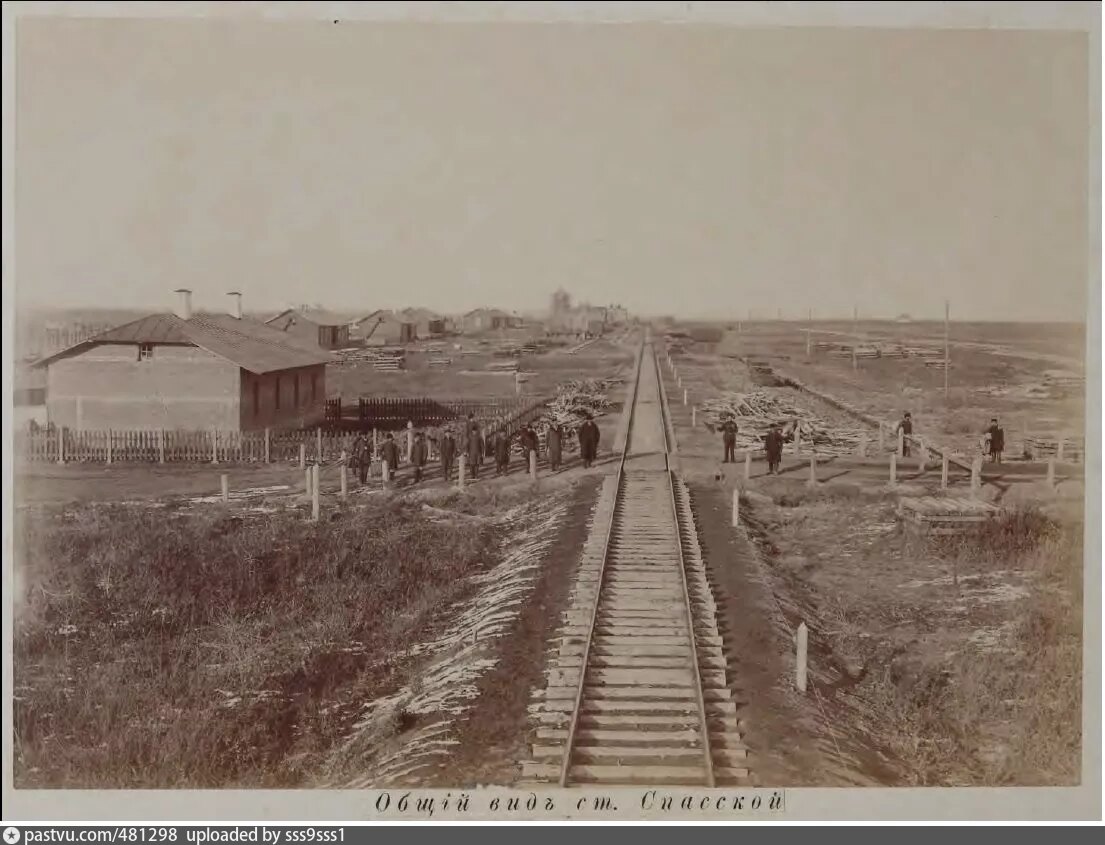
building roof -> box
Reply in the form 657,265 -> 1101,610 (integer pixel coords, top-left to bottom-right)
398,306 -> 443,322
265,307 -> 352,328
35,312 -> 332,375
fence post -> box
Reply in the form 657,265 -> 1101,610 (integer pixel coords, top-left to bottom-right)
264,428 -> 270,464
211,428 -> 219,464
299,443 -> 306,470
373,428 -> 379,459
941,455 -> 949,490
158,429 -> 166,464
807,456 -> 817,488
221,473 -> 229,503
107,430 -> 113,465
796,623 -> 808,692
529,449 -> 537,480
57,427 -> 66,465
744,451 -> 751,481
317,427 -> 323,462
731,488 -> 740,526
889,454 -> 897,486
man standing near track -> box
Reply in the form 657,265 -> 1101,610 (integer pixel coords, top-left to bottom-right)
351,432 -> 370,485
440,427 -> 457,482
720,413 -> 739,463
410,430 -> 428,483
578,413 -> 600,469
380,433 -> 400,482
466,416 -> 484,480
765,423 -> 784,474
985,417 -> 1005,464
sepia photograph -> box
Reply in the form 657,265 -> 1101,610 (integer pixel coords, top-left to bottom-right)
3,0 -> 1100,823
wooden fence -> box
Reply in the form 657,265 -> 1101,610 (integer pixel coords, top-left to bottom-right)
17,397 -> 550,466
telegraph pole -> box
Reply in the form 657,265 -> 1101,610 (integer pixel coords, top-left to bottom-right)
943,298 -> 950,398
852,305 -> 858,370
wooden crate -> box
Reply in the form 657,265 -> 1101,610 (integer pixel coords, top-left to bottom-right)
897,496 -> 1000,535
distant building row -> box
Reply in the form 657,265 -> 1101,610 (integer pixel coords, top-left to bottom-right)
263,306 -> 524,349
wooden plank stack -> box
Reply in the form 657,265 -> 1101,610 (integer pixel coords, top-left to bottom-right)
897,496 -> 1000,535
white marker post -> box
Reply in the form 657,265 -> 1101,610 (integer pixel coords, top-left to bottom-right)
311,465 -> 320,522
732,488 -> 740,527
221,473 -> 229,503
211,428 -> 218,465
107,430 -> 114,465
529,450 -> 537,480
57,427 -> 65,465
406,421 -> 414,462
898,428 -> 905,457
457,456 -> 466,490
941,455 -> 949,490
683,388 -> 688,406
889,454 -> 897,486
340,451 -> 348,499
796,623 -> 809,693
382,460 -> 390,492
794,427 -> 801,456
692,406 -> 697,427
299,443 -> 306,470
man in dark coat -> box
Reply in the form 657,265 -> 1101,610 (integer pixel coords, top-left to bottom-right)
352,433 -> 370,485
410,430 -> 428,483
985,417 -> 1005,464
466,419 -> 484,479
765,423 -> 784,474
896,412 -> 914,457
380,433 -> 400,482
520,424 -> 539,467
440,428 -> 457,482
578,414 -> 600,468
720,414 -> 739,463
493,429 -> 511,476
547,423 -> 563,472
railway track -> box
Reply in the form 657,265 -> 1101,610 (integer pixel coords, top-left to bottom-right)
524,341 -> 749,787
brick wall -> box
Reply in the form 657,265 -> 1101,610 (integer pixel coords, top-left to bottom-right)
239,364 -> 326,431
47,344 -> 241,430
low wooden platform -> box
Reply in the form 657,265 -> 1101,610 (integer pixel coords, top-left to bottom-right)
897,496 -> 1001,535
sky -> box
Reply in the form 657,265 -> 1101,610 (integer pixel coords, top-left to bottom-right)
14,18 -> 1092,321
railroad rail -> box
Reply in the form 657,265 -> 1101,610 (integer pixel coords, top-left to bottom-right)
526,340 -> 749,786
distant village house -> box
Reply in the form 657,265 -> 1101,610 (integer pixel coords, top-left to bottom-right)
265,307 -> 351,349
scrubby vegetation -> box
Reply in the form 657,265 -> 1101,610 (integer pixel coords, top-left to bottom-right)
13,500 -> 495,787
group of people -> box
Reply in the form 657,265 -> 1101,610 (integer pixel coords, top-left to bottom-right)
346,413 -> 602,486
716,410 -> 1008,472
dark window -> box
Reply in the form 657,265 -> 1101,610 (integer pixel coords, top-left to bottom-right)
252,380 -> 260,416
275,376 -> 281,410
294,373 -> 301,406
138,343 -> 153,361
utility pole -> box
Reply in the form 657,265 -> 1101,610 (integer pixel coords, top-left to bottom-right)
943,298 -> 950,398
852,305 -> 858,371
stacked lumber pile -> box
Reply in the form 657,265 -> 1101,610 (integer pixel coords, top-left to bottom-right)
699,390 -> 868,455
487,360 -> 519,373
373,349 -> 405,371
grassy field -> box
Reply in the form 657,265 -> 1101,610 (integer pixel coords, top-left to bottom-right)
743,489 -> 1082,785
13,497 -> 499,787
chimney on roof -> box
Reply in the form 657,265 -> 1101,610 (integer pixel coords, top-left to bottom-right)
174,288 -> 193,320
227,291 -> 243,320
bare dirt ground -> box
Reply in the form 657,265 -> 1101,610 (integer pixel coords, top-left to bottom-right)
663,325 -> 1085,787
